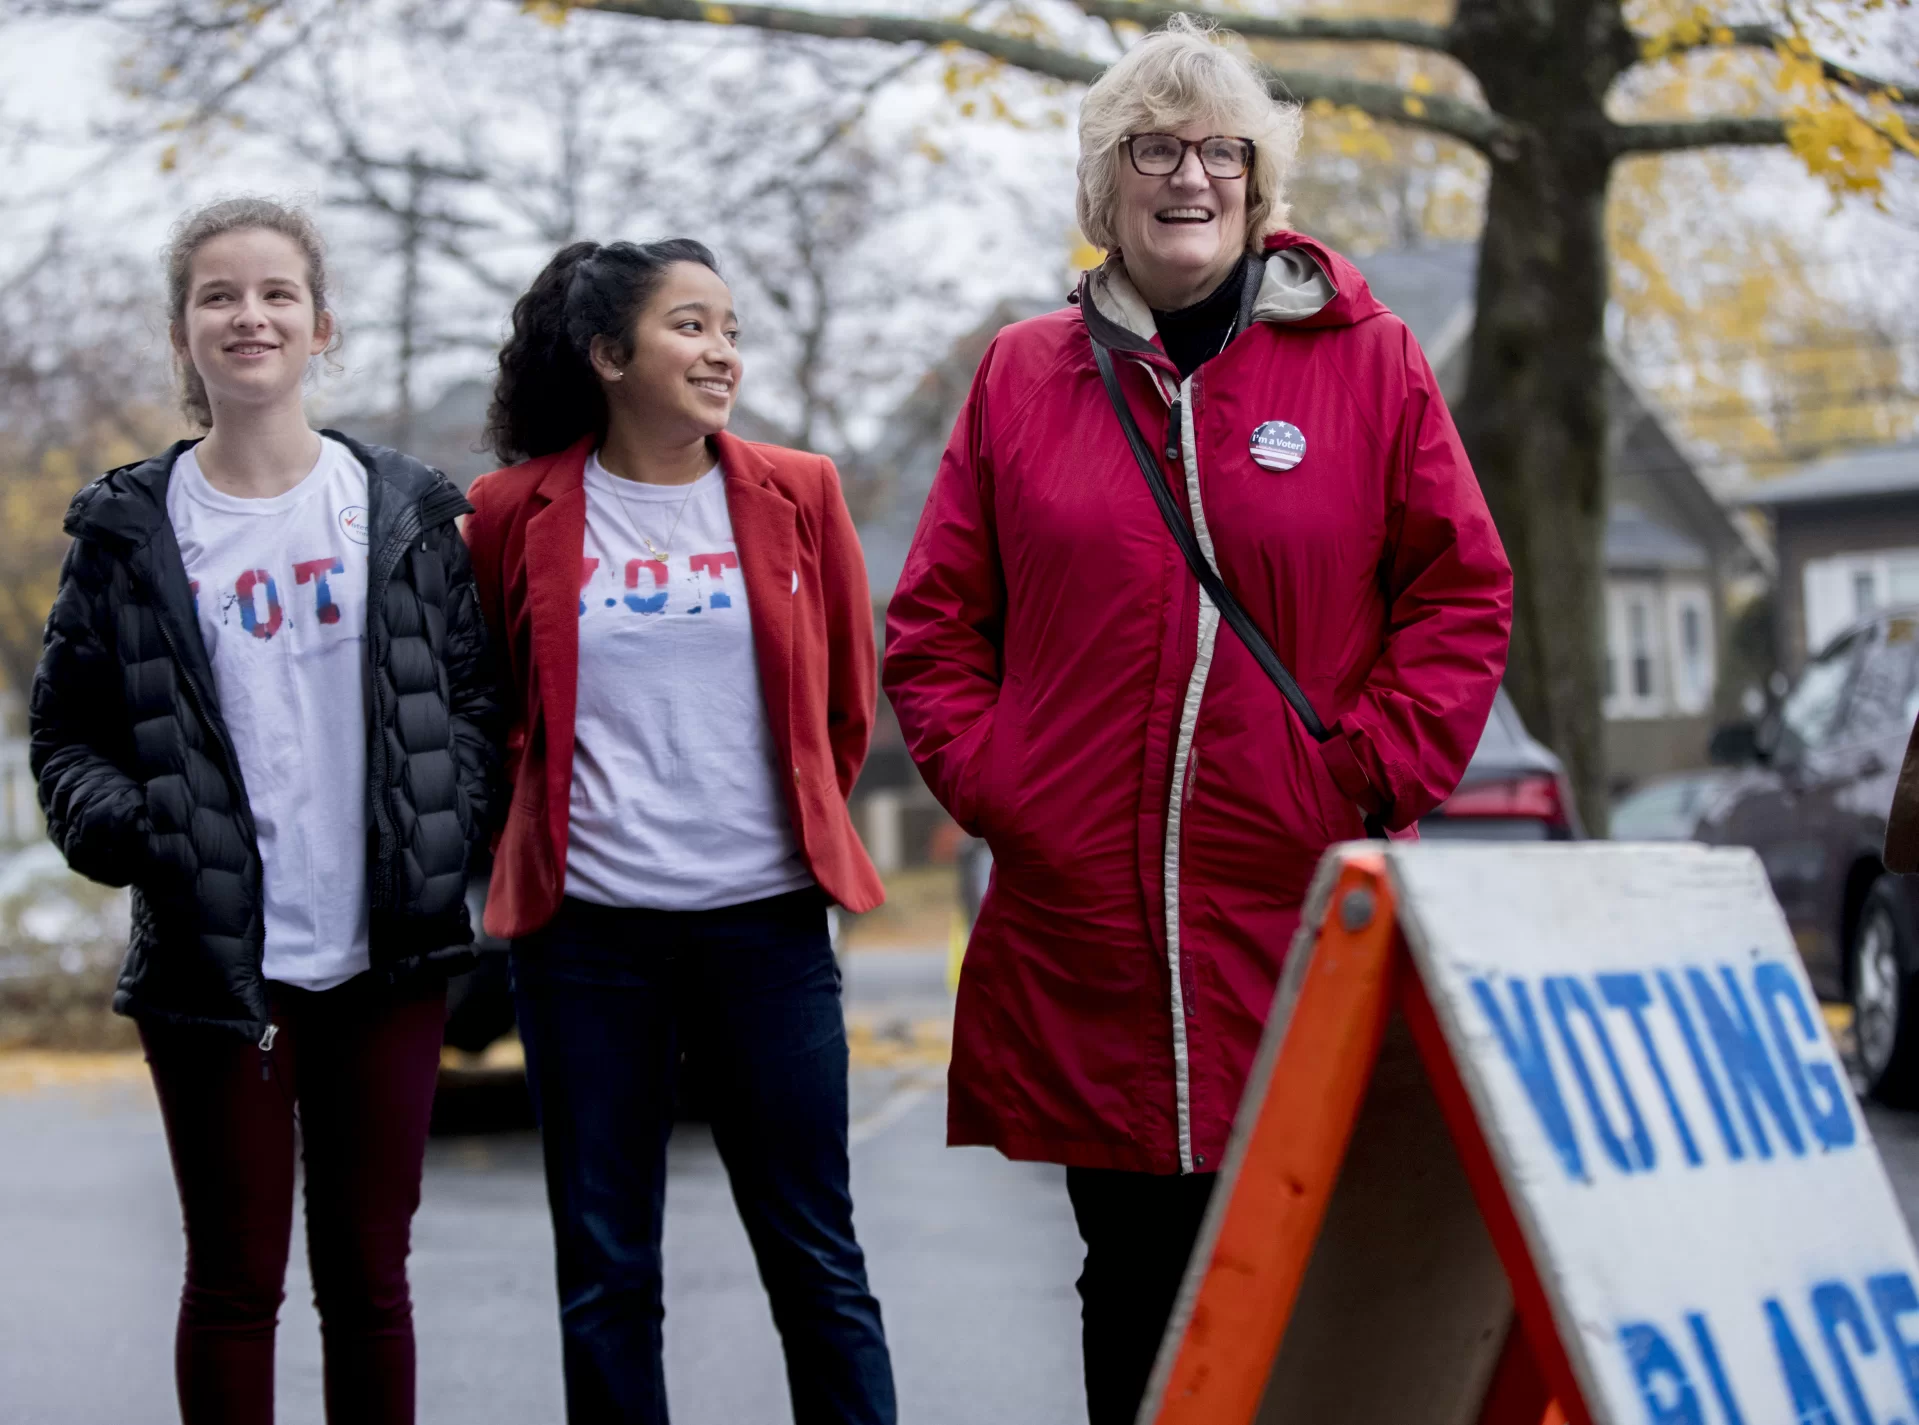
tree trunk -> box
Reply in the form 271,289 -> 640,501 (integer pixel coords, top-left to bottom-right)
1449,0 -> 1631,835
1452,134 -> 1618,833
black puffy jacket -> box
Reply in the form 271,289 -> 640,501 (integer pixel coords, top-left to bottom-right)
29,433 -> 504,1039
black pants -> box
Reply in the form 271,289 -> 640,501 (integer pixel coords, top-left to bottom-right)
512,891 -> 896,1425
1067,1167 -> 1219,1425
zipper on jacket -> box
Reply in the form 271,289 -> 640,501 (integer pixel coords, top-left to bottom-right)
1165,396 -> 1182,464
258,1022 -> 278,1079
1161,369 -> 1223,1175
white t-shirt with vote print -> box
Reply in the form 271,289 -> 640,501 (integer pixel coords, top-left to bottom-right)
167,437 -> 371,991
565,451 -> 812,910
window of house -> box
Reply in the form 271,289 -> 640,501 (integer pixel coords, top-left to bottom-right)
1805,549 -> 1919,655
1667,585 -> 1715,716
1606,582 -> 1667,719
1629,598 -> 1654,700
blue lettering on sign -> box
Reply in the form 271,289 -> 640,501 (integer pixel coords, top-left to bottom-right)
1690,968 -> 1807,1160
1769,1298 -> 1843,1423
1756,963 -> 1857,1152
1623,1285 -> 1919,1425
1868,1272 -> 1919,1418
1470,976 -> 1585,1180
1659,969 -> 1746,1162
1622,1322 -> 1706,1423
1812,1280 -> 1881,1425
1547,974 -> 1656,1173
1686,1312 -> 1748,1425
1603,972 -> 1703,1167
1473,959 -> 1854,1182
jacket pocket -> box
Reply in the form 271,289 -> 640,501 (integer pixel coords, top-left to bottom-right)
1303,733 -> 1366,843
952,711 -> 1004,839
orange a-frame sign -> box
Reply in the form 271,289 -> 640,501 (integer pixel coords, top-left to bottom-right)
1142,843 -> 1919,1425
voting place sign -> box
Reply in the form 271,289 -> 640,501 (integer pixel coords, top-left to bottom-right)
1394,843 -> 1919,1425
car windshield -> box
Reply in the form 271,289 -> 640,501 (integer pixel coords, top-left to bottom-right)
1776,630 -> 1862,754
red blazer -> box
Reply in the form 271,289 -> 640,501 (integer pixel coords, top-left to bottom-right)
465,431 -> 884,937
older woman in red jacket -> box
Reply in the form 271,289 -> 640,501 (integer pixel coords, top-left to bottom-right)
464,238 -> 892,1425
883,18 -> 1512,1424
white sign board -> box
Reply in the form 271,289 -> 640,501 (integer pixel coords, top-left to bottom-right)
1387,842 -> 1919,1425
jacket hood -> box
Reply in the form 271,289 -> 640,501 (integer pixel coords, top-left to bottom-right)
65,430 -> 467,550
1077,231 -> 1388,355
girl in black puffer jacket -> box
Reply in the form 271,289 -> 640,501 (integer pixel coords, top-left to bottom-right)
29,197 -> 502,1425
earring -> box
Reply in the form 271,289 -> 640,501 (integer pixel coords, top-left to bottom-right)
612,371 -> 624,380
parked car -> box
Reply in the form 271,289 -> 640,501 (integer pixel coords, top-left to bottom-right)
1418,688 -> 1581,840
951,688 -> 1578,984
1696,607 -> 1919,1103
1609,769 -> 1739,841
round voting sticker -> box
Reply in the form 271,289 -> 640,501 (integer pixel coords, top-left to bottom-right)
1249,420 -> 1307,471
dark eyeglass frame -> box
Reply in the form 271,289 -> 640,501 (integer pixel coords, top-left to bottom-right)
1122,133 -> 1256,180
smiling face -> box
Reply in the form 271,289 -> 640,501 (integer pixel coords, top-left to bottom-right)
1112,119 -> 1250,311
591,261 -> 741,444
172,228 -> 331,421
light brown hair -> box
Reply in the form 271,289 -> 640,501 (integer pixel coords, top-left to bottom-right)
164,197 -> 336,428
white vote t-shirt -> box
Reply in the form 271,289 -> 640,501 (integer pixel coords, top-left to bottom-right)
565,451 -> 812,910
166,438 -> 372,991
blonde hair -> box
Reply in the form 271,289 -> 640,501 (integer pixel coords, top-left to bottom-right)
1076,15 -> 1303,257
165,197 -> 336,429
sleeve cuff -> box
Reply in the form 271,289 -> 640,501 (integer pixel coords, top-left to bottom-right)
1317,728 -> 1386,819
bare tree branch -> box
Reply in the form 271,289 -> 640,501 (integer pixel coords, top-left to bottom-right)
1649,25 -> 1917,104
1073,0 -> 1453,56
583,0 -> 1105,80
1609,114 -> 1790,153
577,0 -> 1516,152
1258,66 -> 1515,153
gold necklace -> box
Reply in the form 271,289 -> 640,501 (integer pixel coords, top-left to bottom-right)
606,468 -> 702,564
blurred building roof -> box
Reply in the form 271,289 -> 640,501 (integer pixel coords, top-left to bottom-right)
1606,503 -> 1709,572
1352,242 -> 1764,579
1728,439 -> 1919,508
1348,243 -> 1479,368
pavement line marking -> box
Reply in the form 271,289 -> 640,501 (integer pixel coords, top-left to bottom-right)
850,1080 -> 936,1148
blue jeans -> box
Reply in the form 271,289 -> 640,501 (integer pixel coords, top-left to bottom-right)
511,890 -> 896,1425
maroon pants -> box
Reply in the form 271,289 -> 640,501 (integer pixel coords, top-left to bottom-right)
140,979 -> 445,1425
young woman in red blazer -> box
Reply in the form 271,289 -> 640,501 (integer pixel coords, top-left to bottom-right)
463,238 -> 893,1424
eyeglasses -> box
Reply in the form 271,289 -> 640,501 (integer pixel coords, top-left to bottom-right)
1123,134 -> 1255,180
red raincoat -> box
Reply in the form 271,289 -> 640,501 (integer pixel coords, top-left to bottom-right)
883,234 -> 1512,1174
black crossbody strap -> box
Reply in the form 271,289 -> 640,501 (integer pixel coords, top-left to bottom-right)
1090,336 -> 1330,743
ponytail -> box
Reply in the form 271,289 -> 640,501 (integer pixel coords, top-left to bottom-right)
485,237 -> 720,464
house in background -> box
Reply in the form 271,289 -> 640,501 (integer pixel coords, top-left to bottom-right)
1732,439 -> 1919,672
1352,244 -> 1767,789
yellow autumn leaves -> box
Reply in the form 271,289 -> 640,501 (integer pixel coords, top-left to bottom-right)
1639,5 -> 1917,202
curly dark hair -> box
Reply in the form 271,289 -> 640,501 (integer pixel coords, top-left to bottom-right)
485,238 -> 720,463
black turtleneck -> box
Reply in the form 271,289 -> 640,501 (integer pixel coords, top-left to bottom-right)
1152,256 -> 1253,380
